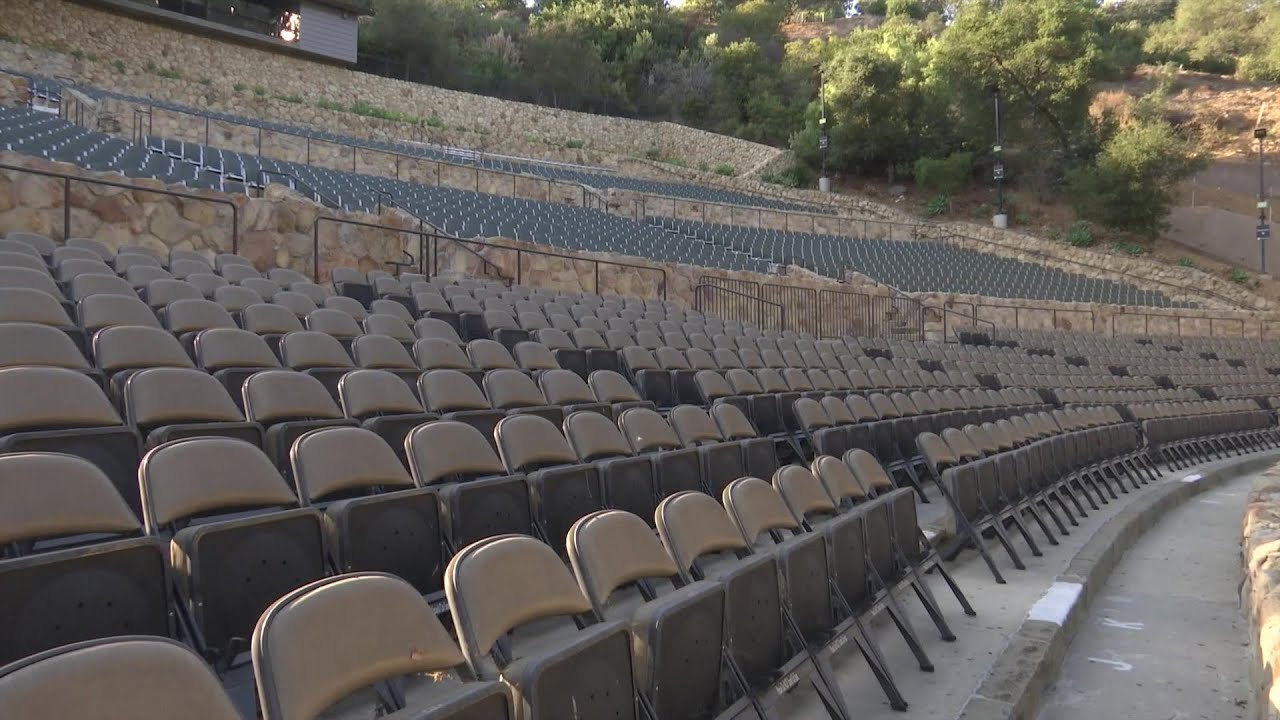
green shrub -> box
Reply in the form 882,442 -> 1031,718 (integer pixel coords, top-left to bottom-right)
198,77 -> 212,86
1065,221 -> 1093,247
644,148 -> 661,161
713,164 -> 736,177
565,139 -> 585,149
664,157 -> 689,168
112,60 -> 126,74
424,116 -> 444,128
1177,256 -> 1196,269
914,152 -> 974,196
144,60 -> 156,72
924,193 -> 950,217
154,67 -> 182,80
273,93 -> 304,104
761,165 -> 810,189
71,49 -> 85,60
316,98 -> 344,111
253,86 -> 267,97
1229,268 -> 1249,284
233,82 -> 246,92
1066,119 -> 1203,237
350,100 -> 420,124
1111,241 -> 1146,256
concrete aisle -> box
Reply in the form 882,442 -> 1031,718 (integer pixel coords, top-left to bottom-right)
1037,473 -> 1256,720
785,468 -> 1179,719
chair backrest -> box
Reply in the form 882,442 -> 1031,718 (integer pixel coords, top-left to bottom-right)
193,328 -> 281,371
362,314 -> 414,343
446,534 -> 592,674
123,367 -> 244,428
494,414 -> 577,473
351,334 -> 416,369
513,341 -> 560,371
418,369 -> 491,413
567,510 -> 680,612
774,464 -> 838,521
668,405 -> 724,446
618,407 -> 683,453
0,287 -> 71,326
406,420 -> 507,485
415,318 -> 464,344
0,322 -> 88,369
279,331 -> 354,370
916,432 -> 959,474
539,369 -> 597,405
94,325 -> 195,372
254,573 -> 474,720
589,370 -> 642,403
723,477 -> 800,545
242,303 -> 305,335
414,337 -> 473,370
290,426 -> 414,504
163,299 -> 236,334
655,491 -> 747,582
812,454 -> 869,505
323,295 -> 368,321
0,637 -> 241,720
564,410 -> 634,462
213,285 -> 263,313
468,339 -> 518,371
0,451 -> 140,545
242,370 -> 344,424
139,437 -> 298,531
484,368 -> 550,411
337,369 -> 424,419
710,402 -> 758,440
305,309 -> 363,340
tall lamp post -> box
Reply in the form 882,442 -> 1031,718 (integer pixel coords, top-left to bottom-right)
818,64 -> 830,193
1257,127 -> 1270,278
991,84 -> 1007,229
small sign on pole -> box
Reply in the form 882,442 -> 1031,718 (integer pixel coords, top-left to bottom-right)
993,162 -> 1005,180
1258,224 -> 1271,241
819,134 -> 829,150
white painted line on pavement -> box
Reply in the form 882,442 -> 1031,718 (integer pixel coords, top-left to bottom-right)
1087,656 -> 1133,671
1101,618 -> 1144,631
1028,581 -> 1083,626
1181,473 -> 1204,483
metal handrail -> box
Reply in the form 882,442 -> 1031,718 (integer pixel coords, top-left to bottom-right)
0,160 -> 239,253
257,169 -> 343,209
694,281 -> 786,330
365,186 -> 511,284
311,216 -> 666,298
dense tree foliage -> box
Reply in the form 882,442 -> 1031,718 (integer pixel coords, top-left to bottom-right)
359,0 -> 1229,234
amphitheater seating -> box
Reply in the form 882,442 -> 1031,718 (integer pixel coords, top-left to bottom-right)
0,103 -> 1195,306
1,229 -> 1279,718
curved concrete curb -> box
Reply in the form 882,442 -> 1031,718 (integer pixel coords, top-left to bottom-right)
955,451 -> 1280,720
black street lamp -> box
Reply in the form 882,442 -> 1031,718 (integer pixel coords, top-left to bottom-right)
1256,127 -> 1269,276
817,64 -> 830,193
990,84 -> 1006,227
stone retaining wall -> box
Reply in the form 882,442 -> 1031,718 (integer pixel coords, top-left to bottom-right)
1,150 -> 1272,340
0,151 -> 409,281
0,0 -> 782,174
1243,462 -> 1280,720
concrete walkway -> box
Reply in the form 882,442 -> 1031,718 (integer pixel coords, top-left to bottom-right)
1036,473 -> 1256,720
785,468 -> 1188,719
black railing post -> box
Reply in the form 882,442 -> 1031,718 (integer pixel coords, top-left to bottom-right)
312,221 -> 321,282
62,177 -> 71,241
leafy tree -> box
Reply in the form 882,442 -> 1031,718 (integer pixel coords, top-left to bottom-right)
792,18 -> 954,178
1066,117 -> 1204,237
931,0 -> 1102,158
1142,0 -> 1259,74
